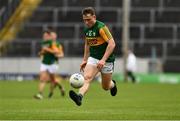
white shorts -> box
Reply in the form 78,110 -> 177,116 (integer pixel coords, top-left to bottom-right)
87,57 -> 114,74
40,63 -> 58,74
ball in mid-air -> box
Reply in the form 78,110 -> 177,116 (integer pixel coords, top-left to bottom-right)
70,73 -> 84,88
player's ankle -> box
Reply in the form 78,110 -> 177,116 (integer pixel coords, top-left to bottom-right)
78,93 -> 83,100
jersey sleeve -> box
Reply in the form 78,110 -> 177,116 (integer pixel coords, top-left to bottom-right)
99,26 -> 113,42
51,42 -> 59,51
52,42 -> 63,53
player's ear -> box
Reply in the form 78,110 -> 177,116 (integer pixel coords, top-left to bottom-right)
93,15 -> 96,20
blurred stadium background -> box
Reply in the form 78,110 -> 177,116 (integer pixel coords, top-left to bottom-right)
0,0 -> 180,83
0,0 -> 180,120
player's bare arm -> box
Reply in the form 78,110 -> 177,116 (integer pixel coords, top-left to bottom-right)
101,38 -> 115,62
96,25 -> 115,70
57,45 -> 64,58
80,40 -> 89,72
42,46 -> 58,54
97,38 -> 115,70
52,44 -> 64,58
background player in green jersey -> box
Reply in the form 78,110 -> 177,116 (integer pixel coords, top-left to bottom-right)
48,32 -> 65,98
69,7 -> 117,106
34,30 -> 65,99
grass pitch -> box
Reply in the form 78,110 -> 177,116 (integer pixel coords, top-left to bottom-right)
0,80 -> 180,120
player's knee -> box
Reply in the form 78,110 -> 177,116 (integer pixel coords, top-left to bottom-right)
102,85 -> 109,90
101,81 -> 111,90
102,86 -> 109,91
84,74 -> 93,83
40,79 -> 46,83
40,77 -> 44,82
40,76 -> 48,82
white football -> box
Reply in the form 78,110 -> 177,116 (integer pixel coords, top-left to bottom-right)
70,73 -> 84,88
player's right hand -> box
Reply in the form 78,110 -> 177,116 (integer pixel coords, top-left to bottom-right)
80,61 -> 87,72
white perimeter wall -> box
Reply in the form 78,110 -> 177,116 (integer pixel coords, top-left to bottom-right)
0,58 -> 149,74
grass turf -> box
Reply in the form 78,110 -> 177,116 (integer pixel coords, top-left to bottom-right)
0,81 -> 180,120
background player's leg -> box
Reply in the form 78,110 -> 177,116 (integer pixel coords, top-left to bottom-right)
48,73 -> 56,98
55,75 -> 65,96
34,71 -> 49,99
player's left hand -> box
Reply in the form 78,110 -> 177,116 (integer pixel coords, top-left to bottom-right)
97,60 -> 105,70
80,61 -> 87,72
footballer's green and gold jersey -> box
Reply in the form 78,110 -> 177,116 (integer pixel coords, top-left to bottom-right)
83,20 -> 115,62
41,40 -> 59,65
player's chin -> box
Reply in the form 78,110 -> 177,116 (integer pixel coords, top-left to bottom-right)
87,24 -> 93,28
